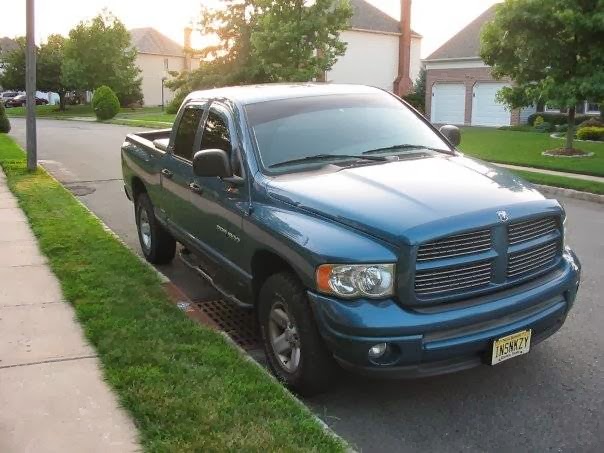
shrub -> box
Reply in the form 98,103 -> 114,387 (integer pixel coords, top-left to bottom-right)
0,102 -> 10,133
556,124 -> 569,133
533,115 -> 544,128
499,125 -> 532,132
578,117 -> 603,129
92,86 -> 120,120
535,121 -> 554,133
166,90 -> 187,115
527,112 -> 592,126
577,126 -> 604,141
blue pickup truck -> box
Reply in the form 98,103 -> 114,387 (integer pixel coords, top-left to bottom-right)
122,84 -> 581,395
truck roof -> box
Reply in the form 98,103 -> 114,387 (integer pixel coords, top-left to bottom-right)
185,83 -> 386,106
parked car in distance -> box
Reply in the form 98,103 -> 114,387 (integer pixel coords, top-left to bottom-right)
0,91 -> 19,104
4,94 -> 48,108
121,84 -> 581,395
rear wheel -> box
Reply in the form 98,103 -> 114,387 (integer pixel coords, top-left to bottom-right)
258,272 -> 339,396
135,192 -> 176,264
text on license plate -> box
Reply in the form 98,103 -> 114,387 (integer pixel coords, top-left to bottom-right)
491,329 -> 532,365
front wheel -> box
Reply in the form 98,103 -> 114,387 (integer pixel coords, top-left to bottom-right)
135,192 -> 176,264
258,272 -> 339,396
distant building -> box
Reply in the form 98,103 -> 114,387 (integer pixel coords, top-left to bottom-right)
325,0 -> 422,93
130,28 -> 198,106
424,5 -> 600,127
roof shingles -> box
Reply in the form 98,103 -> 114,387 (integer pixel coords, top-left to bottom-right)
425,4 -> 498,60
129,27 -> 184,57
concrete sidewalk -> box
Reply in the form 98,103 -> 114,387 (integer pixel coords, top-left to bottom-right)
0,169 -> 139,452
496,163 -> 604,183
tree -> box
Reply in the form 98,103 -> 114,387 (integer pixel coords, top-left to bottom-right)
403,68 -> 427,113
167,0 -> 352,94
0,37 -> 26,91
0,102 -> 11,133
481,0 -> 604,151
38,35 -> 69,110
251,0 -> 352,82
63,11 -> 142,105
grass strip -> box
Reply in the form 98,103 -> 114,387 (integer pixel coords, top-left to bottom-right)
511,169 -> 604,195
0,134 -> 345,453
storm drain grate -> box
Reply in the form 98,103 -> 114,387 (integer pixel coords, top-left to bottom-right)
194,299 -> 261,350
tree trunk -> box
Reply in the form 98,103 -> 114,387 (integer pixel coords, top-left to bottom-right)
58,92 -> 67,111
566,106 -> 576,150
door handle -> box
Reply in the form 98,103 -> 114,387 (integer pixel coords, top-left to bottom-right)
189,182 -> 203,195
161,168 -> 174,179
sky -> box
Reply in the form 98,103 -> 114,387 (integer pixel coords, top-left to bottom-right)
1,0 -> 501,58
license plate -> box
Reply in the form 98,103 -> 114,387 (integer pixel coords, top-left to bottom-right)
491,329 -> 532,365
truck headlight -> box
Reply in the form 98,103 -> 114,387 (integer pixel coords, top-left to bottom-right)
316,264 -> 395,299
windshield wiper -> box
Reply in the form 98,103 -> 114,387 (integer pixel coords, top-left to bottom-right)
363,144 -> 452,155
269,153 -> 388,169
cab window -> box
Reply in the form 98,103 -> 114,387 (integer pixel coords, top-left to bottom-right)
173,105 -> 204,161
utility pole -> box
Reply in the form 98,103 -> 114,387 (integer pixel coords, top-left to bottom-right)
25,0 -> 37,171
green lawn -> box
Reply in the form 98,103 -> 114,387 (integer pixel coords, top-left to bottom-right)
0,134 -> 345,452
6,104 -> 175,126
459,127 -> 604,177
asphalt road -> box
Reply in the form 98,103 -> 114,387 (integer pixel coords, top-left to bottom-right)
10,118 -> 604,452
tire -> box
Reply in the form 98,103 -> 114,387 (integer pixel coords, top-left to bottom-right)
135,192 -> 176,264
258,272 -> 339,396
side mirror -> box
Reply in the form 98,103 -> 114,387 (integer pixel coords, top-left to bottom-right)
193,149 -> 232,178
439,125 -> 461,147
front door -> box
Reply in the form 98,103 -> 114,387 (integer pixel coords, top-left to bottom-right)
188,103 -> 251,301
160,102 -> 206,237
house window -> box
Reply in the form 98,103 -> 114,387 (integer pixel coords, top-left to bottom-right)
164,58 -> 169,70
544,103 -> 560,113
585,101 -> 600,114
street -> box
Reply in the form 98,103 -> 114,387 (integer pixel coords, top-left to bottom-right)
10,118 -> 604,452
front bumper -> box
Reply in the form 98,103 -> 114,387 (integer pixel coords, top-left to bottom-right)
308,249 -> 581,378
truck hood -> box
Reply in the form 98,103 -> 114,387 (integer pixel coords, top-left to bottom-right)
266,155 -> 549,245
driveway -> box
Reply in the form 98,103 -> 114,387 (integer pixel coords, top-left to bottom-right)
9,118 -> 604,452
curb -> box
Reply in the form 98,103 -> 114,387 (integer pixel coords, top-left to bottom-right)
535,184 -> 604,204
37,163 -> 353,452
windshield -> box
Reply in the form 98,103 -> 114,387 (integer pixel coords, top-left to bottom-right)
245,93 -> 452,172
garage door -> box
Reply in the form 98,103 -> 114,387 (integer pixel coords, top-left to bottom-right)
431,83 -> 465,125
471,83 -> 511,127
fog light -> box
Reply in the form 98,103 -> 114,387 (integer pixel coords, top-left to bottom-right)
368,343 -> 388,359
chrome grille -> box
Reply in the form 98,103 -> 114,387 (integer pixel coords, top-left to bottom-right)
417,229 -> 491,262
508,216 -> 559,245
415,261 -> 492,296
507,241 -> 560,279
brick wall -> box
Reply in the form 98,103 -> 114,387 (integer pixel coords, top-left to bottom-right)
425,67 -> 514,125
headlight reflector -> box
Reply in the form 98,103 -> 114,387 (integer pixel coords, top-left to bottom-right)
316,263 -> 395,299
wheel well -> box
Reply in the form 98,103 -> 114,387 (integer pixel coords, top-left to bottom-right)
131,177 -> 147,202
251,250 -> 298,305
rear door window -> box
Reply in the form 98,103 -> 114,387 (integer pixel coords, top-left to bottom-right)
200,110 -> 232,154
173,105 -> 204,161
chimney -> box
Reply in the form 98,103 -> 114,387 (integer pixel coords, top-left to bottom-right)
184,27 -> 192,50
184,27 -> 192,71
393,0 -> 413,96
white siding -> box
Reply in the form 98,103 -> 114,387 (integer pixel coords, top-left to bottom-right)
327,30 -> 399,91
410,36 -> 422,84
520,105 -> 537,124
136,53 -> 186,106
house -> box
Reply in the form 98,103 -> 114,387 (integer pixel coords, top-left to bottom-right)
325,0 -> 422,93
130,28 -> 198,106
423,5 -> 600,127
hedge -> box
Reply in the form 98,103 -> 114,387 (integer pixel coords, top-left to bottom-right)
527,112 -> 593,126
576,126 -> 604,141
